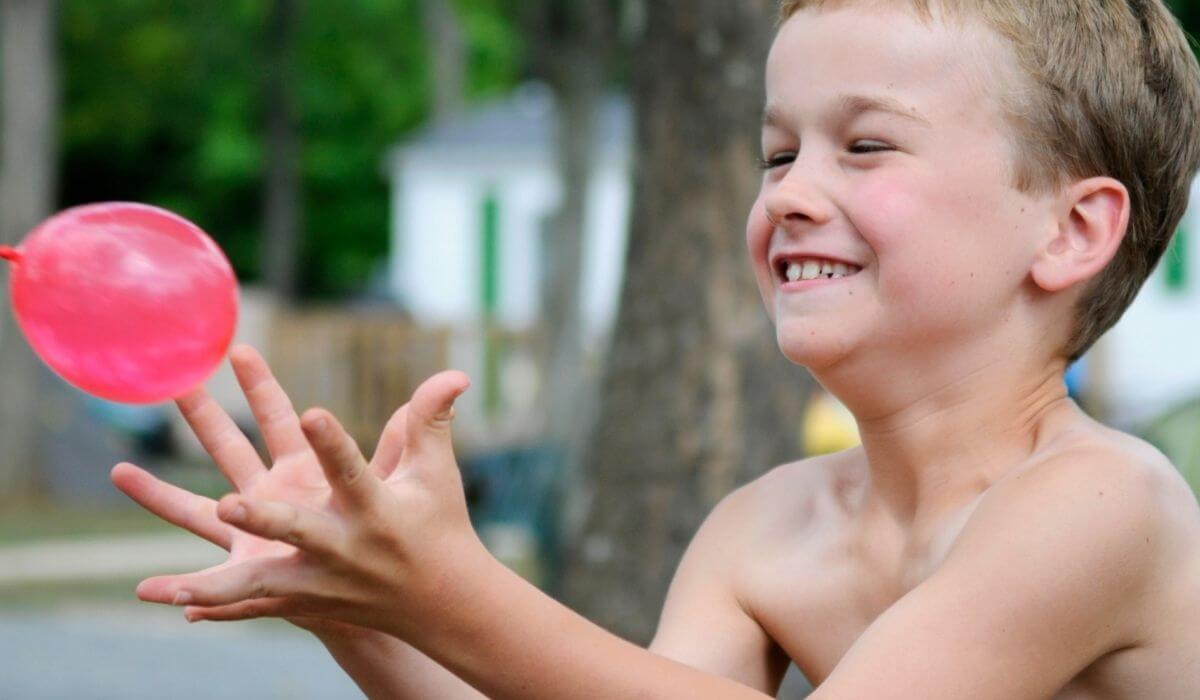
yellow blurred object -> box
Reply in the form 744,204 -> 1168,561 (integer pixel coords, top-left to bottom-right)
803,391 -> 861,455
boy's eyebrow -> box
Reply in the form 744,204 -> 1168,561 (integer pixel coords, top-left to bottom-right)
762,93 -> 933,129
838,93 -> 933,127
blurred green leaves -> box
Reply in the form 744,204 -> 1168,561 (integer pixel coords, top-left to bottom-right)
56,0 -> 1200,297
60,0 -> 523,297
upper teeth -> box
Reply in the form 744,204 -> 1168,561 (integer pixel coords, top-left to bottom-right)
785,259 -> 857,282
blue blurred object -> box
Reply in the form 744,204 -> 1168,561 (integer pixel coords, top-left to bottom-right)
83,396 -> 168,433
1065,355 -> 1087,400
461,445 -> 564,586
82,395 -> 173,456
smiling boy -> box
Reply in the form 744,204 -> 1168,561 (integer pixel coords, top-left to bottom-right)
117,1 -> 1200,698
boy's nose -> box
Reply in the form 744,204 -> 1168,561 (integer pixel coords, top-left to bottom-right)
764,179 -> 835,230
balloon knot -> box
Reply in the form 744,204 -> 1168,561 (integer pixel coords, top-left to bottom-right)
0,246 -> 19,263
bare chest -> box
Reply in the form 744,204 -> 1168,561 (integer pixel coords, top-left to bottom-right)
744,527 -> 1200,700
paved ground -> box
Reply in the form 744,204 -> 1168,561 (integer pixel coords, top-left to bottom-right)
0,532 -> 223,585
0,533 -> 813,698
0,532 -> 360,698
0,602 -> 361,699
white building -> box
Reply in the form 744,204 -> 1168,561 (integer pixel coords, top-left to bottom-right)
383,83 -> 632,338
382,84 -> 633,438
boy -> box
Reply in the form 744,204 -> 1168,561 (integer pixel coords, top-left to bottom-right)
113,0 -> 1200,697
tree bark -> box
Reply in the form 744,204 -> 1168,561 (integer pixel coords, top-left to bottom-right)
420,0 -> 466,121
262,0 -> 302,300
561,0 -> 812,644
0,0 -> 59,498
536,2 -> 613,500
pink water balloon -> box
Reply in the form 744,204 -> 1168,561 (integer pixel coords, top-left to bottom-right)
0,202 -> 239,404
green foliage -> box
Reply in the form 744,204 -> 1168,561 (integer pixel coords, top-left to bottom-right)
61,0 -> 523,298
1171,0 -> 1200,46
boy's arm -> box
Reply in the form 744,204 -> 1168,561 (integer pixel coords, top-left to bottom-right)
308,624 -> 487,699
807,451 -> 1166,700
135,375 -> 777,699
139,378 -> 1168,699
320,484 -> 784,699
353,449 -> 1159,700
649,486 -> 791,693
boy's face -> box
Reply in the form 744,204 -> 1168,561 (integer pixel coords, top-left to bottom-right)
748,4 -> 1054,370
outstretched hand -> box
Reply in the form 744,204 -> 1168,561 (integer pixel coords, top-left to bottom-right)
113,344 -> 484,636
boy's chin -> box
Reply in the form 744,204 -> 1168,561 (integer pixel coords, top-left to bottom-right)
775,324 -> 856,371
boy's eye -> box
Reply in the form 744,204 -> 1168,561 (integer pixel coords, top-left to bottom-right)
757,153 -> 796,171
848,140 -> 893,154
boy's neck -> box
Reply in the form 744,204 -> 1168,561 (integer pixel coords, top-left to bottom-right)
820,348 -> 1075,529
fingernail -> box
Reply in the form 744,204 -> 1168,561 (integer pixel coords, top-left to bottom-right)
229,505 -> 247,523
185,612 -> 198,623
312,416 -> 328,431
173,591 -> 192,605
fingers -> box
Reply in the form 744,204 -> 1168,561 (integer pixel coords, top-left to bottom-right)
216,494 -> 341,557
301,409 -> 380,508
369,403 -> 409,479
175,386 -> 267,490
405,371 -> 470,462
137,557 -> 310,608
111,463 -> 232,550
230,344 -> 310,461
183,598 -> 292,623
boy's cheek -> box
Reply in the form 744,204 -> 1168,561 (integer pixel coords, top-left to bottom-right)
745,204 -> 777,311
852,184 -> 972,312
744,201 -> 772,262
851,179 -> 924,246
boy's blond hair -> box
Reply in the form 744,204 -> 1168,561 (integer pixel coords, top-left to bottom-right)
779,0 -> 1200,361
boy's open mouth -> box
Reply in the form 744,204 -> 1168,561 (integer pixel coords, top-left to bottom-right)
774,256 -> 863,283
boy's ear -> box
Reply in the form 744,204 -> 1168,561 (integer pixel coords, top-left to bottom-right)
1030,177 -> 1130,293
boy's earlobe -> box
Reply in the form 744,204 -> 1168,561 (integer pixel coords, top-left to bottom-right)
1030,178 -> 1130,293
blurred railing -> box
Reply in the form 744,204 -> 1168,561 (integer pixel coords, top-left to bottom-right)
267,309 -> 450,452
267,309 -> 547,456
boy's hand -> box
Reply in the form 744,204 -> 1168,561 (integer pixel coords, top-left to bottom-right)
111,344 -> 446,634
124,349 -> 484,639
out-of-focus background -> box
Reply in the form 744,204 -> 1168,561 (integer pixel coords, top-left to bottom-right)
0,1 -> 1197,698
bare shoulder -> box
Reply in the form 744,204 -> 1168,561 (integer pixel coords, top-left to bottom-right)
665,449 -> 866,601
956,422 -> 1200,642
714,448 -> 869,549
1001,422 -> 1200,540
648,452 -> 863,689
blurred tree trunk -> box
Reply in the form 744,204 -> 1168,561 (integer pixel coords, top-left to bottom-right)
561,0 -> 812,644
420,0 -> 465,120
262,0 -> 301,300
0,0 -> 59,498
523,2 -> 615,531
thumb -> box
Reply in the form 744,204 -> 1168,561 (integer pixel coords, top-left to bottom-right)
405,371 -> 470,462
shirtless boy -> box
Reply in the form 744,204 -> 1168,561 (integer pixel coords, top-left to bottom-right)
113,0 -> 1200,697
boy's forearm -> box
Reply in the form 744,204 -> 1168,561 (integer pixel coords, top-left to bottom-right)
400,556 -> 773,700
312,624 -> 488,700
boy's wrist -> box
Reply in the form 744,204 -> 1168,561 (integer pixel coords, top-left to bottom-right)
387,535 -> 512,653
296,616 -> 378,642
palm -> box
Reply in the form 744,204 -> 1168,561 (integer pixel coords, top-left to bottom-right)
113,345 -> 404,585
225,452 -> 331,563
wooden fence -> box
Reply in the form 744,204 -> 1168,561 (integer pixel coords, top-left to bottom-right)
268,310 -> 450,453
267,309 -> 548,455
